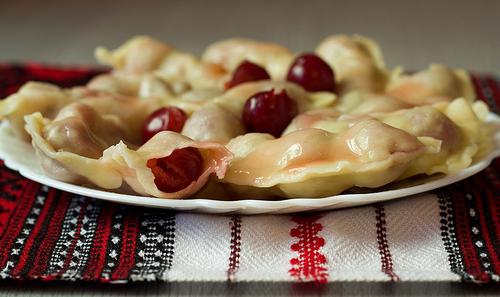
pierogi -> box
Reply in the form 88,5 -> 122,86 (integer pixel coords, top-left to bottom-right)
0,34 -> 494,199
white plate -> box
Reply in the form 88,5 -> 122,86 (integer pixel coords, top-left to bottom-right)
0,114 -> 499,214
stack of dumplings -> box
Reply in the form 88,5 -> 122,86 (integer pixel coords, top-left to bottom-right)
0,35 -> 494,199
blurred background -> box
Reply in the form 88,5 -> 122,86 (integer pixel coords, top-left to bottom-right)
0,0 -> 499,75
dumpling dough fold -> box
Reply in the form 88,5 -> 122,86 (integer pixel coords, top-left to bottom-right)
202,38 -> 294,81
223,120 -> 425,198
386,64 -> 475,105
25,108 -> 233,199
102,132 -> 233,199
24,107 -> 127,189
95,36 -> 227,92
284,98 -> 492,179
0,82 -> 73,140
316,34 -> 389,94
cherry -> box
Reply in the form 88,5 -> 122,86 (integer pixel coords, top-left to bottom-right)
225,60 -> 271,89
242,89 -> 298,137
147,147 -> 204,193
286,53 -> 335,92
142,107 -> 187,143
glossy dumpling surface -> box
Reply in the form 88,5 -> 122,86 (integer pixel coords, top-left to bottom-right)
102,132 -> 233,198
0,82 -> 73,139
316,35 -> 389,94
223,120 -> 425,198
202,38 -> 294,80
24,108 -> 126,189
387,64 -> 475,105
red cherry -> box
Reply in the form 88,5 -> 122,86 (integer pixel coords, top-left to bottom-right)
142,107 -> 187,143
242,89 -> 298,137
286,53 -> 335,92
225,60 -> 271,89
147,147 -> 204,193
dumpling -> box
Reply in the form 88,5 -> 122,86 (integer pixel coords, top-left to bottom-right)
315,35 -> 389,94
171,88 -> 224,114
283,109 -> 344,136
95,36 -> 173,74
223,120 -> 425,198
284,98 -> 491,179
425,98 -> 493,172
46,102 -> 132,157
102,131 -> 232,199
374,98 -> 491,177
156,51 -> 227,91
0,82 -> 73,140
69,88 -> 163,144
25,107 -> 233,199
24,107 -> 127,189
0,80 -> 164,145
212,80 -> 335,117
202,38 -> 294,80
375,105 -> 463,177
336,91 -> 412,114
87,73 -> 162,97
95,36 -> 227,92
88,73 -> 222,115
386,64 -> 475,105
181,103 -> 245,143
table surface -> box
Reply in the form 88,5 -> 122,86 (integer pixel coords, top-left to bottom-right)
1,0 -> 499,296
0,281 -> 499,297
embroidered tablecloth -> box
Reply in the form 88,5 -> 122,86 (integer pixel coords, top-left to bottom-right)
0,64 -> 498,283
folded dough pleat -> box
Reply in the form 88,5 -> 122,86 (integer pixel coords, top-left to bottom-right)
2,81 -> 164,145
284,98 -> 491,179
375,98 -> 490,177
95,36 -> 173,74
386,64 -> 475,105
182,103 -> 245,144
102,132 -> 232,199
336,91 -> 412,114
0,82 -> 73,139
315,34 -> 389,94
202,38 -> 294,81
95,36 -> 228,92
68,88 -> 163,144
223,120 -> 425,198
24,108 -> 125,189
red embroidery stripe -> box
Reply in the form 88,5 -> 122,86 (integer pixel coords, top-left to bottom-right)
374,204 -> 400,281
0,182 -> 39,270
0,167 -> 26,238
10,189 -> 57,277
227,215 -> 242,281
450,189 -> 490,282
465,174 -> 500,277
110,211 -> 140,281
81,203 -> 115,280
289,214 -> 328,283
483,166 -> 500,247
28,191 -> 71,279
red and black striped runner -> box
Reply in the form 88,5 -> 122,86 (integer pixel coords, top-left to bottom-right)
0,65 -> 498,283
